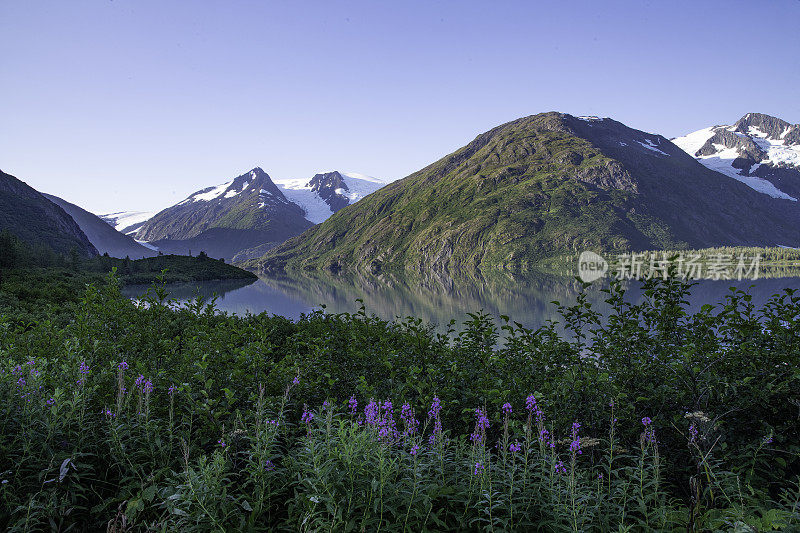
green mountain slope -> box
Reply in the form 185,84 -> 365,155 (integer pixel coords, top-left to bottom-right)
42,193 -> 157,259
255,112 -> 800,276
0,170 -> 98,257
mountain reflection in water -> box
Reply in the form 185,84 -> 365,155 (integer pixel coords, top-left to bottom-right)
121,270 -> 800,332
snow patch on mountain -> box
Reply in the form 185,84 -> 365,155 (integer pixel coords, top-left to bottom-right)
274,178 -> 334,224
673,122 -> 798,201
274,172 -> 385,224
100,211 -> 157,235
636,138 -> 670,156
135,239 -> 159,251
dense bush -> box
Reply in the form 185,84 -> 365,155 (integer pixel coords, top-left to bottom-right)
1,271 -> 799,530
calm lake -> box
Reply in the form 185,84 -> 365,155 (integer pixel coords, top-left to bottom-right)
121,271 -> 800,331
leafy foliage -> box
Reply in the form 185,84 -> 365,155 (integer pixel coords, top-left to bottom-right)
1,271 -> 799,530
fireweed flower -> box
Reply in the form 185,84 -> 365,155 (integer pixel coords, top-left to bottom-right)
292,376 -> 300,385
46,398 -> 55,406
410,444 -> 419,456
539,427 -> 549,443
689,423 -> 698,442
473,462 -> 484,475
401,402 -> 419,436
470,407 -> 490,443
118,361 -> 129,371
364,399 -> 380,426
526,394 -> 537,412
509,441 -> 522,453
168,384 -> 177,396
377,400 -> 398,441
428,397 -> 441,420
570,421 -> 582,455
143,380 -> 153,395
427,397 -> 443,446
763,434 -> 773,445
554,460 -> 567,474
300,405 -> 314,424
217,439 -> 226,447
264,460 -> 275,471
321,400 -> 330,412
134,374 -> 145,390
502,402 -> 513,415
348,395 -> 358,414
642,417 -> 656,444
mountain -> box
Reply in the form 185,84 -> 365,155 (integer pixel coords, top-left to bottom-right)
134,167 -> 313,260
0,170 -> 98,257
274,171 -> 385,223
672,113 -> 800,201
254,112 -> 800,276
42,194 -> 157,259
100,211 -> 156,235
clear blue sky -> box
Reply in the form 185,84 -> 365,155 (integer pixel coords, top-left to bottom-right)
2,0 -> 799,214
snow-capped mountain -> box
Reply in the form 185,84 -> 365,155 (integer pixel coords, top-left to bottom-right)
672,113 -> 800,201
130,167 -> 386,261
275,171 -> 385,224
132,168 -> 311,260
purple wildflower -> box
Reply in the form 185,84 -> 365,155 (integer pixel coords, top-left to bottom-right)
473,462 -> 484,475
509,441 -> 522,453
642,417 -> 656,444
264,460 -> 275,471
46,398 -> 55,406
217,439 -> 226,447
348,395 -> 358,414
526,394 -> 537,412
688,423 -> 698,442
118,361 -> 128,370
401,402 -> 419,436
143,380 -> 153,394
763,434 -> 773,445
168,384 -> 177,396
570,421 -> 582,455
428,397 -> 441,420
292,375 -> 299,385
502,402 -> 513,415
364,399 -> 379,425
554,460 -> 567,474
410,444 -> 419,456
539,427 -> 550,443
427,397 -> 443,446
300,405 -> 314,424
470,407 -> 490,443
